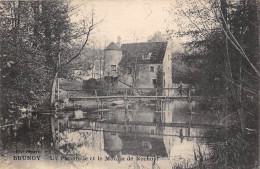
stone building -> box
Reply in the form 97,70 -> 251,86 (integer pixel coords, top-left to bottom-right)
103,37 -> 122,78
102,40 -> 174,95
118,41 -> 173,90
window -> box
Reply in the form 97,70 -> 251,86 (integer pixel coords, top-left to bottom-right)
147,52 -> 152,59
150,66 -> 154,72
152,79 -> 157,85
142,52 -> 152,60
111,65 -> 116,71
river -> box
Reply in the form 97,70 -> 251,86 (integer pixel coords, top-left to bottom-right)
0,98 -> 221,169
51,99 -> 219,169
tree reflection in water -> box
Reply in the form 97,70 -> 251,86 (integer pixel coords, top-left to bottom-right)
54,100 -> 219,168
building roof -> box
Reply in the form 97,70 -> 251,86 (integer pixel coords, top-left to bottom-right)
119,41 -> 168,65
105,42 -> 121,51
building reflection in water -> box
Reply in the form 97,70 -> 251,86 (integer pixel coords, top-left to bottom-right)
55,99 -> 217,168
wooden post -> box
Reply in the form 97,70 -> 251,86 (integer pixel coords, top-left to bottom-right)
57,51 -> 60,101
124,89 -> 128,114
188,89 -> 191,102
188,114 -> 192,137
124,89 -> 126,100
51,116 -> 56,149
95,90 -> 97,99
160,100 -> 163,111
155,88 -> 158,99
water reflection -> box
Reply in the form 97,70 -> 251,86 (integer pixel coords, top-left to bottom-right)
55,100 -> 218,168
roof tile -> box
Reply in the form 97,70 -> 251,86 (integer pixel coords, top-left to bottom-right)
119,41 -> 168,65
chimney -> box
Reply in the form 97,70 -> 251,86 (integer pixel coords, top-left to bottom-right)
117,36 -> 121,48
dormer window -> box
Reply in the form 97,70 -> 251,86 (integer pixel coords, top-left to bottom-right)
147,52 -> 152,58
142,52 -> 152,60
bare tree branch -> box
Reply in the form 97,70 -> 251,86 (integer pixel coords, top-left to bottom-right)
200,0 -> 260,78
56,11 -> 103,74
217,2 -> 260,78
224,76 -> 256,94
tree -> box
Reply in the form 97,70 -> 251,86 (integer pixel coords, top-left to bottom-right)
0,1 -> 51,109
43,5 -> 101,106
147,31 -> 166,42
167,0 -> 259,168
119,44 -> 139,87
0,1 -> 101,111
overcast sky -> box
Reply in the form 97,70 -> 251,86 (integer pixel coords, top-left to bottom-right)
70,0 -> 176,49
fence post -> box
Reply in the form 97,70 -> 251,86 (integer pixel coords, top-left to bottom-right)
51,116 -> 56,149
188,89 -> 191,102
124,92 -> 128,115
95,90 -> 98,101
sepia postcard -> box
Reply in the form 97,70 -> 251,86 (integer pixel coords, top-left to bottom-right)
0,0 -> 259,169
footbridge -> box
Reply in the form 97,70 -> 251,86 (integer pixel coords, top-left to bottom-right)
66,87 -> 201,101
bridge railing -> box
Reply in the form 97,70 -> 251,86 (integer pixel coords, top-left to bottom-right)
67,87 -> 192,99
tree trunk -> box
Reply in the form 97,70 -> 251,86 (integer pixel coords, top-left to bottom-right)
256,0 -> 260,164
51,116 -> 56,149
50,72 -> 58,106
221,0 -> 246,133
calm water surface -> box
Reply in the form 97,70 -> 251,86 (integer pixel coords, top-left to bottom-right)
53,100 -> 218,168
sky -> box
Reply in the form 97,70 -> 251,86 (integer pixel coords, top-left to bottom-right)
70,0 -> 176,49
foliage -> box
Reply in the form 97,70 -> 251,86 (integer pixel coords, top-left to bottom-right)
168,0 -> 259,168
204,126 -> 258,169
147,31 -> 167,42
0,1 -> 58,108
0,1 -> 98,112
1,116 -> 53,150
119,44 -> 141,87
59,48 -> 104,80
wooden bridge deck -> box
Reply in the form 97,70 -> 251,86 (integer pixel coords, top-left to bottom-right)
66,87 -> 197,101
68,119 -> 223,129
64,127 -> 215,138
62,120 -> 223,138
68,95 -> 202,101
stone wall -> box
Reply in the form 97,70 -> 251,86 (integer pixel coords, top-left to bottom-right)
104,50 -> 122,77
